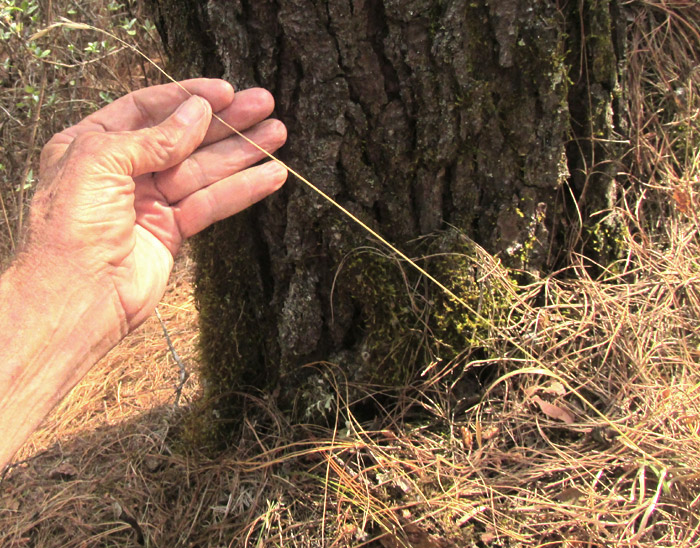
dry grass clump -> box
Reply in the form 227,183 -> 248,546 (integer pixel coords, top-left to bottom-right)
1,0 -> 699,547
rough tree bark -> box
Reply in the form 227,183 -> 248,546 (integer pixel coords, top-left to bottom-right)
146,0 -> 625,429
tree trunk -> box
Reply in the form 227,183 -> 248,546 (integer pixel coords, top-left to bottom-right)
146,0 -> 625,428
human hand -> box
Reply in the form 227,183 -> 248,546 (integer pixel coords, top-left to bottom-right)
26,78 -> 287,332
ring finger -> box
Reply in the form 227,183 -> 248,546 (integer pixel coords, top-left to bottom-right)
174,160 -> 289,239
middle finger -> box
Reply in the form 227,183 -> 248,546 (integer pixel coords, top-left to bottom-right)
153,118 -> 287,204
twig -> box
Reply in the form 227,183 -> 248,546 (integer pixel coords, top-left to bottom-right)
0,104 -> 25,127
16,66 -> 47,239
111,500 -> 145,546
0,191 -> 13,253
155,307 -> 189,407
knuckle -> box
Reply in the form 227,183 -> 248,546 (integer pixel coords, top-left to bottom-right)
144,125 -> 178,165
57,131 -> 109,173
71,130 -> 105,149
68,131 -> 111,160
39,134 -> 60,165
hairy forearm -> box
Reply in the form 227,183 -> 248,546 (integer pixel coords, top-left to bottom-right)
0,254 -> 125,469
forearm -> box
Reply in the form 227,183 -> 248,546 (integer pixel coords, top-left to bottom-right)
0,254 -> 125,469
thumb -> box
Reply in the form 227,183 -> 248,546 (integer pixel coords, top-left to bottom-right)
118,95 -> 212,177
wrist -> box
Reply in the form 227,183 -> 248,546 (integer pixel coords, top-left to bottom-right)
7,247 -> 128,339
0,250 -> 126,468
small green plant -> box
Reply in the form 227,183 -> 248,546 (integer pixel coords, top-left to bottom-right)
141,19 -> 156,34
28,42 -> 50,58
84,39 -> 112,54
119,17 -> 137,36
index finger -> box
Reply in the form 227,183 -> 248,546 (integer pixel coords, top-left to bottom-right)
77,78 -> 234,134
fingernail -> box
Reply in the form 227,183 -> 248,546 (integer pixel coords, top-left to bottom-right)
264,161 -> 287,178
267,162 -> 288,190
174,96 -> 206,125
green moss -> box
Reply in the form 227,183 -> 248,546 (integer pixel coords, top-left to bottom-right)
150,0 -> 592,441
183,213 -> 275,448
333,230 -> 519,378
582,212 -> 628,272
337,247 -> 423,385
271,227 -> 524,426
423,233 -> 518,354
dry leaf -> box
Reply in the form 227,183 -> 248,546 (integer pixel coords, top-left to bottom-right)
144,456 -> 164,473
481,531 -> 497,544
544,381 -> 567,396
524,381 -> 567,399
673,187 -> 691,214
48,462 -> 78,480
523,385 -> 539,398
482,425 -> 500,440
460,426 -> 473,450
531,395 -> 575,424
555,486 -> 585,502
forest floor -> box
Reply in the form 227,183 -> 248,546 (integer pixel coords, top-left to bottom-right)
1,1 -> 699,547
